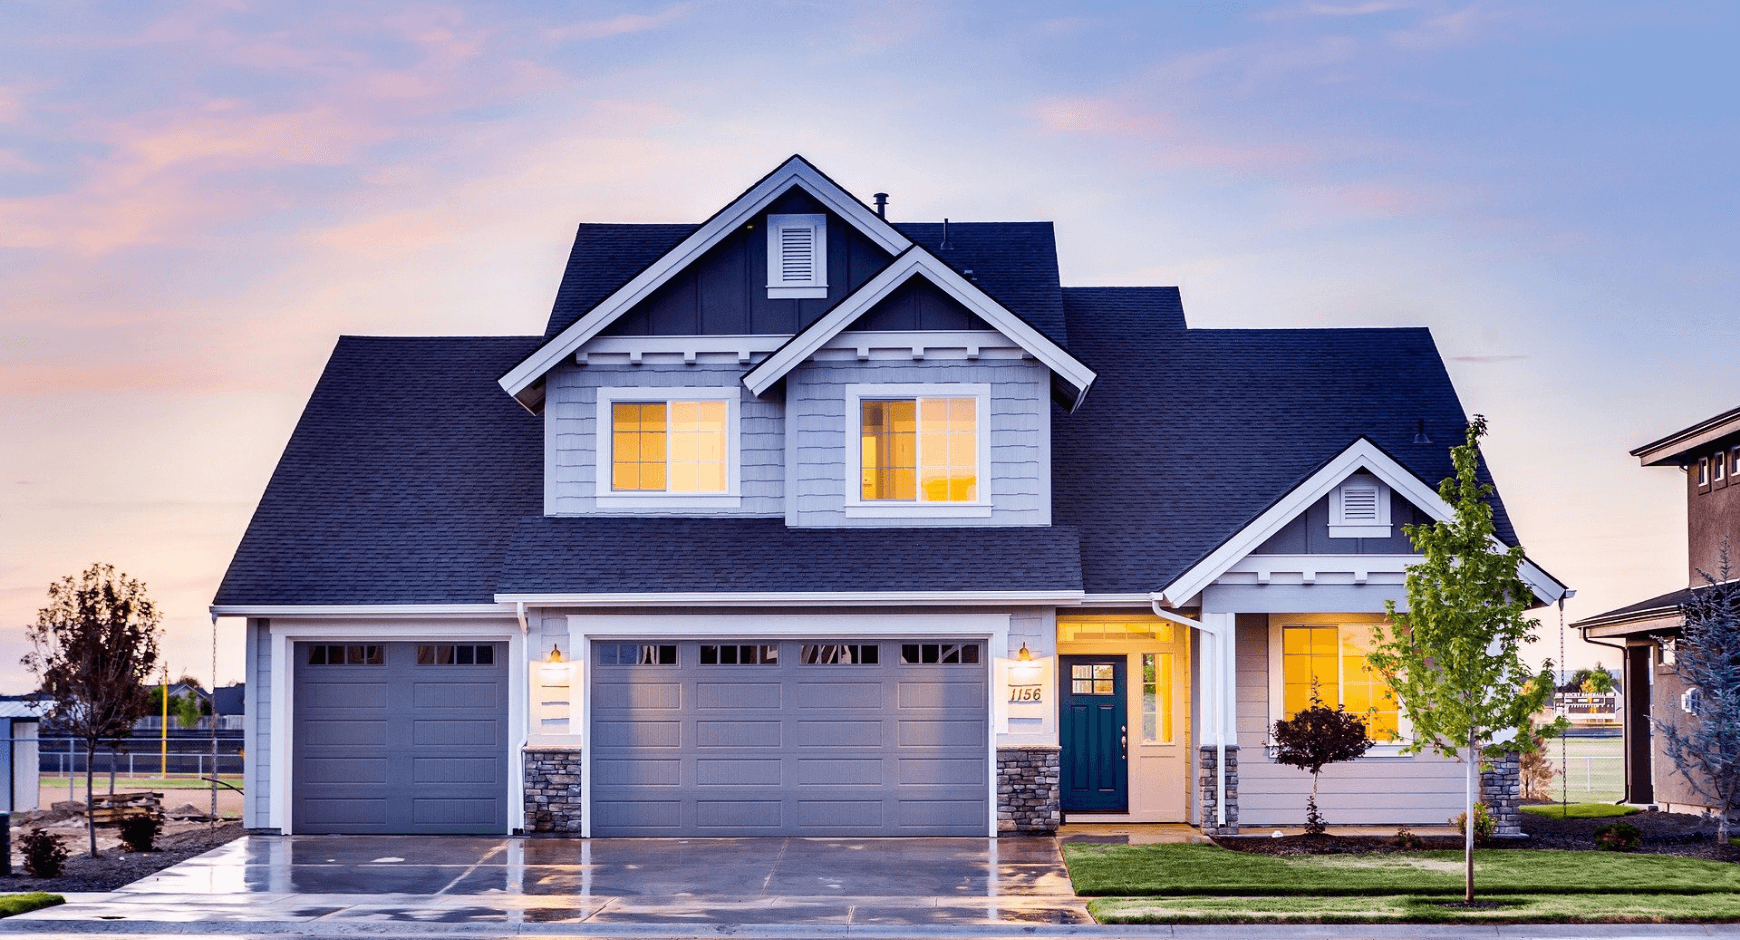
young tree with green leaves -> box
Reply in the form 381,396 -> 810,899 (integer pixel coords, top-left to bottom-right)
23,564 -> 162,858
1656,545 -> 1740,842
1367,416 -> 1563,903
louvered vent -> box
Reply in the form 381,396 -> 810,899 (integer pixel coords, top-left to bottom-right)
1339,484 -> 1381,522
778,225 -> 815,283
766,213 -> 827,297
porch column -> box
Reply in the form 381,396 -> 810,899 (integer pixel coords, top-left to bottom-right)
1197,611 -> 1240,835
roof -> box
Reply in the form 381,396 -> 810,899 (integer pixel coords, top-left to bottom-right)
497,518 -> 1081,595
0,701 -> 44,720
1051,286 -> 1520,596
1632,404 -> 1740,467
545,224 -> 696,339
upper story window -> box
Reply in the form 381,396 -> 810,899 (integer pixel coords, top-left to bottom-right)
595,387 -> 740,509
1328,475 -> 1392,539
1716,451 -> 1727,483
844,384 -> 992,518
1699,457 -> 1711,487
1731,447 -> 1739,478
767,213 -> 827,299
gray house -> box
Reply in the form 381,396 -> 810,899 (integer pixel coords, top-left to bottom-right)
213,156 -> 1568,837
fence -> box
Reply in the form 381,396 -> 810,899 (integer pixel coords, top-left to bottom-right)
37,736 -> 243,784
1537,755 -> 1624,803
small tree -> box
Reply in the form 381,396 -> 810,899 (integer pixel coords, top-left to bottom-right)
172,691 -> 209,729
23,564 -> 162,858
1367,416 -> 1562,902
1655,544 -> 1740,841
1271,684 -> 1373,834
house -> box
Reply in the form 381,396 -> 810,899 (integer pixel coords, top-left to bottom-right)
212,156 -> 1568,837
1576,405 -> 1740,813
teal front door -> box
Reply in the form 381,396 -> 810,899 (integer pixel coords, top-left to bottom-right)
1060,656 -> 1128,812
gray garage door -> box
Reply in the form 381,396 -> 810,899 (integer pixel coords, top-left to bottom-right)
590,638 -> 988,836
292,640 -> 508,834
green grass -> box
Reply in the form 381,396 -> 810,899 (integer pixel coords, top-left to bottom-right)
1062,843 -> 1740,897
1521,802 -> 1639,819
1090,893 -> 1740,924
41,776 -> 242,792
0,894 -> 64,918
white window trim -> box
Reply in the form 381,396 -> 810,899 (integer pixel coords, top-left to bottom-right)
1328,474 -> 1392,539
843,383 -> 993,519
1266,616 -> 1413,757
594,386 -> 742,509
767,213 -> 827,299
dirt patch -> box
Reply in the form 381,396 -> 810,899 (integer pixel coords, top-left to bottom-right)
1216,810 -> 1739,861
1217,833 -> 1467,856
0,808 -> 245,893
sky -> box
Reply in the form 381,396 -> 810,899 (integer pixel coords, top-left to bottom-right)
1,1 -> 1736,690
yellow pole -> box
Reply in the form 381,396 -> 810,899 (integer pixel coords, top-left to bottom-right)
160,664 -> 168,777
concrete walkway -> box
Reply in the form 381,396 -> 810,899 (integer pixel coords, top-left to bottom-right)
5,834 -> 1089,928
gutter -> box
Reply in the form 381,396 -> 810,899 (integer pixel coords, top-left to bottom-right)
1150,601 -> 1231,830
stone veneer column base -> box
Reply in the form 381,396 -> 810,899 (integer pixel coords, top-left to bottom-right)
524,747 -> 583,834
1198,745 -> 1240,836
1480,751 -> 1524,838
996,745 -> 1060,833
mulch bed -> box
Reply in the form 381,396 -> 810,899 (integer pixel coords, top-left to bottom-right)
0,822 -> 245,893
1215,808 -> 1739,861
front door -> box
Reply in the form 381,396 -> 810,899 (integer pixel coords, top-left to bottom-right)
1059,656 -> 1127,812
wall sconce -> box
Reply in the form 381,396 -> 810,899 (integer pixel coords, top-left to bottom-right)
1010,642 -> 1042,684
539,643 -> 569,687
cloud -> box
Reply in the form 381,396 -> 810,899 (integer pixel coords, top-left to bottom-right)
1387,3 -> 1512,50
545,4 -> 694,42
1030,96 -> 1321,172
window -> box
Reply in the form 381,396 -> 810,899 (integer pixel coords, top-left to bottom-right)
1329,475 -> 1391,538
1699,457 -> 1710,487
416,644 -> 495,666
595,643 -> 677,666
1731,447 -> 1739,478
1280,624 -> 1398,741
1141,653 -> 1174,744
700,644 -> 779,665
800,643 -> 879,665
307,644 -> 383,666
1070,663 -> 1115,695
860,398 -> 976,502
766,213 -> 827,298
595,388 -> 739,506
901,643 -> 979,665
1716,452 -> 1727,482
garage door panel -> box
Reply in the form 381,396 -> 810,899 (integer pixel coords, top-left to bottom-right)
301,757 -> 389,784
300,682 -> 389,709
412,757 -> 499,784
412,681 -> 497,708
301,719 -> 388,746
412,718 -> 498,746
298,797 -> 388,826
412,797 -> 499,825
591,638 -> 987,837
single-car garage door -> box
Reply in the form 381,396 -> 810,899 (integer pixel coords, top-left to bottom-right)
590,638 -> 988,836
292,640 -> 508,834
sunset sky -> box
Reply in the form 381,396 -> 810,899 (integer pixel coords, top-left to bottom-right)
2,1 -> 1736,689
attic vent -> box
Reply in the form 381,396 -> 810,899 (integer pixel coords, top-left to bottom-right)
1329,475 -> 1392,539
767,213 -> 827,299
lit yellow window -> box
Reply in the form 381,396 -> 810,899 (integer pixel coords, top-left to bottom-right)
860,397 -> 976,502
611,400 -> 727,493
1281,624 -> 1399,741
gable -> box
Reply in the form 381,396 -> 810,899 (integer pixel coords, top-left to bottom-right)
599,189 -> 895,338
1251,482 -> 1431,555
848,277 -> 993,332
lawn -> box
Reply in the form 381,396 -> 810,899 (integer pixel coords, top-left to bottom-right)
1063,843 -> 1740,897
0,894 -> 63,918
1090,893 -> 1740,925
40,775 -> 243,792
1522,802 -> 1639,819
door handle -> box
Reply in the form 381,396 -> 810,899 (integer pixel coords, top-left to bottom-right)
1120,725 -> 1128,759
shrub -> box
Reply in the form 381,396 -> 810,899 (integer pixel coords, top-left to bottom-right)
1452,802 -> 1496,843
1390,827 -> 1424,849
118,814 -> 160,853
1594,821 -> 1643,852
21,829 -> 69,878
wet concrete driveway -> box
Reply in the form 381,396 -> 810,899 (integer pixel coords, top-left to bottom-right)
17,834 -> 1090,926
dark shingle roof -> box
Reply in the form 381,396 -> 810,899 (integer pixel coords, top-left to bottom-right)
498,518 -> 1081,594
214,336 -> 545,605
1575,585 -> 1700,631
545,223 -> 697,338
1052,287 -> 1519,596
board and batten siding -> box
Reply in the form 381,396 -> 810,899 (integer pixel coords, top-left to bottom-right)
1234,614 -> 1466,827
244,617 -> 271,829
785,359 -> 1051,527
545,362 -> 783,516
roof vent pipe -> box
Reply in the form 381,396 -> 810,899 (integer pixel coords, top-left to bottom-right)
1413,419 -> 1432,444
940,218 -> 953,250
873,193 -> 888,219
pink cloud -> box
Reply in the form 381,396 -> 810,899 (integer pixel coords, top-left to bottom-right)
1030,96 -> 1321,173
545,5 -> 694,42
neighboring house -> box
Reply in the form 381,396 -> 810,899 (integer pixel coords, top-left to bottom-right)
212,156 -> 1568,838
0,701 -> 42,813
1576,405 -> 1740,813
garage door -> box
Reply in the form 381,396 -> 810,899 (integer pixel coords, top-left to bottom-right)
292,640 -> 508,834
590,638 -> 988,836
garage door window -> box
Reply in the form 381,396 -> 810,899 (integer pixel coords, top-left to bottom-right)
700,644 -> 779,665
800,643 -> 879,665
596,643 -> 677,666
307,644 -> 383,666
901,643 -> 979,665
416,644 -> 494,666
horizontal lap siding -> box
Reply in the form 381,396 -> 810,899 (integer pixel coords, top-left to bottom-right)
245,618 -> 271,829
789,360 -> 1051,527
546,363 -> 783,515
1235,614 -> 1465,827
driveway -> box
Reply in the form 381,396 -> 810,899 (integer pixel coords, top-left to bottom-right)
13,834 -> 1089,927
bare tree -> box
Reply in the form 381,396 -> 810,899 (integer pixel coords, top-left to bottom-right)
23,564 -> 162,857
1657,543 -> 1740,841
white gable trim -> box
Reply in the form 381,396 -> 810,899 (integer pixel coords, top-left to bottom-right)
499,156 -> 911,408
1155,438 -> 1567,608
741,248 -> 1096,408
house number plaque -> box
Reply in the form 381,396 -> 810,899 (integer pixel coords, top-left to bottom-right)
1008,684 -> 1044,703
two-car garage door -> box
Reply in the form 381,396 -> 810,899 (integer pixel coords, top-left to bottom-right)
590,638 -> 989,836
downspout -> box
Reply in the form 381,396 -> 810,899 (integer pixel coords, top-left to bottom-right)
1151,601 -> 1229,829
515,602 -> 530,834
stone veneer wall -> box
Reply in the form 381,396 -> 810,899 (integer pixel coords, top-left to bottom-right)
524,747 -> 583,834
1198,745 -> 1240,836
1480,751 -> 1523,838
996,745 -> 1060,833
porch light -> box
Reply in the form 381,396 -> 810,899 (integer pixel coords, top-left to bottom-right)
1010,643 -> 1042,684
539,643 -> 568,686
1016,643 -> 1033,662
